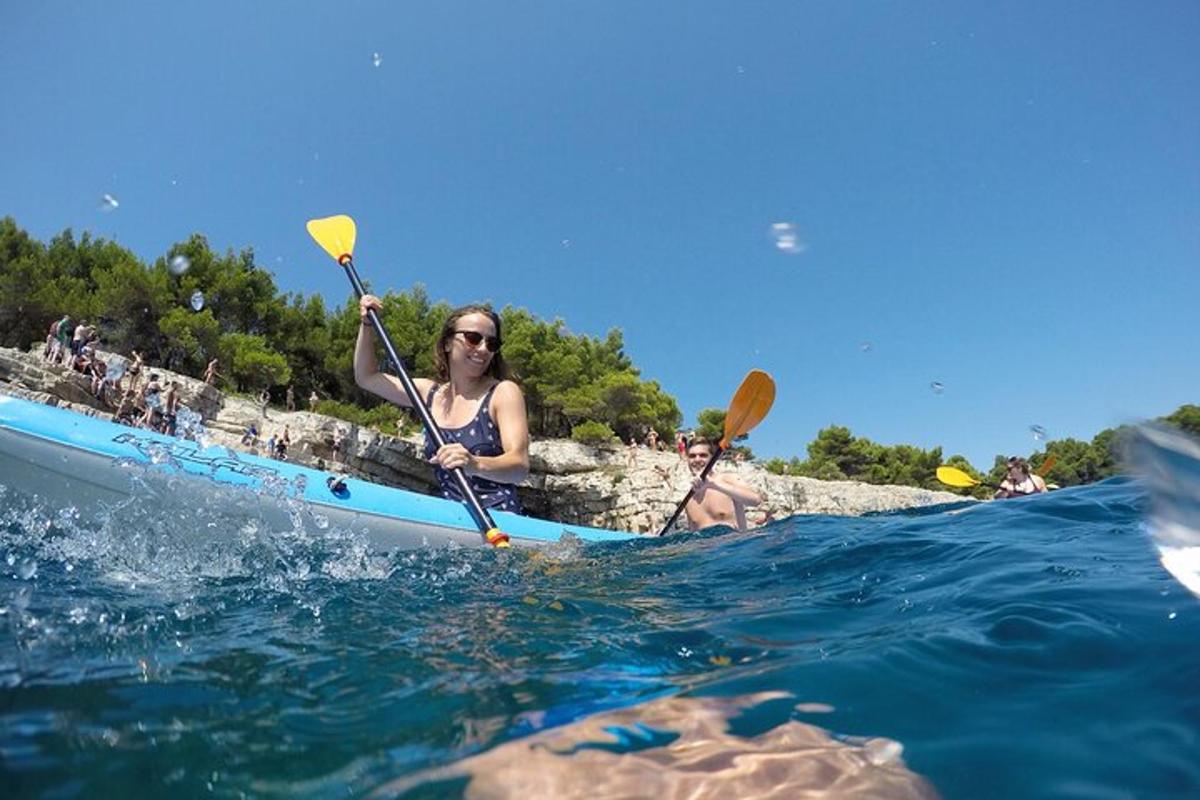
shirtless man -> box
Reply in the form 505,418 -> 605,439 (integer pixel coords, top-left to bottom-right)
683,437 -> 763,532
203,358 -> 220,385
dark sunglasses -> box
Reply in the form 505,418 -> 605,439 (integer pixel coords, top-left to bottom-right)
454,330 -> 501,352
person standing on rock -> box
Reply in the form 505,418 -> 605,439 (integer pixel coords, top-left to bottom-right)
204,358 -> 220,385
259,388 -> 271,418
354,296 -> 528,514
309,390 -> 320,412
286,385 -> 295,412
683,437 -> 763,533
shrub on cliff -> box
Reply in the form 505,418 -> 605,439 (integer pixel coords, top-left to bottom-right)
571,420 -> 617,447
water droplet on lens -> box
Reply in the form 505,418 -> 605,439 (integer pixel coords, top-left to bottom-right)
169,255 -> 191,276
190,291 -> 204,311
1030,424 -> 1046,440
860,341 -> 873,352
768,222 -> 807,254
930,381 -> 945,394
372,52 -> 382,67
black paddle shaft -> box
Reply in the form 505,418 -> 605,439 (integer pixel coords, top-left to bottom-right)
340,258 -> 499,537
658,445 -> 723,536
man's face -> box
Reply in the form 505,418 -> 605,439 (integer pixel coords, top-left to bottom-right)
687,446 -> 713,474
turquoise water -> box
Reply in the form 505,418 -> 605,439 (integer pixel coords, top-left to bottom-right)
2,475 -> 1198,798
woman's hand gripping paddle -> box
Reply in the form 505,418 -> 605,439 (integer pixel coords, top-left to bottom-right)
306,214 -> 510,548
658,370 -> 776,536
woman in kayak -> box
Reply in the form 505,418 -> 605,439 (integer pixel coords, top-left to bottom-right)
995,456 -> 1048,499
353,296 -> 529,513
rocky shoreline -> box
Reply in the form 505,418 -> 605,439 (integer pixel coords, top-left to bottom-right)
0,346 -> 967,532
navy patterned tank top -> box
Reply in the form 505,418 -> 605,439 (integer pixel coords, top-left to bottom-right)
422,383 -> 523,514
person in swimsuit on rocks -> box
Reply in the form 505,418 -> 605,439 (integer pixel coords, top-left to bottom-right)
683,437 -> 763,533
353,296 -> 529,514
995,456 -> 1047,499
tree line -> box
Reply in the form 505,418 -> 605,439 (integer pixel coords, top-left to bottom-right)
762,405 -> 1199,497
2,217 -> 1192,489
0,217 -> 681,443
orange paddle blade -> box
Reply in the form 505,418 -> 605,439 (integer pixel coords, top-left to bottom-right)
719,370 -> 776,449
306,215 -> 357,264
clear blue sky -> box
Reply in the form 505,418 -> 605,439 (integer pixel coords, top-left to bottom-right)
3,2 -> 1197,468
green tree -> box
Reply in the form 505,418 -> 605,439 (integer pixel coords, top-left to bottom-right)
1161,405 -> 1200,438
220,332 -> 292,391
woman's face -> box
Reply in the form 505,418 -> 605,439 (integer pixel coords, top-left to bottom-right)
445,312 -> 499,377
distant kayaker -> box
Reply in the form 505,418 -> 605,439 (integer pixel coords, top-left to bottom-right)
683,437 -> 763,532
994,456 -> 1047,499
354,295 -> 529,514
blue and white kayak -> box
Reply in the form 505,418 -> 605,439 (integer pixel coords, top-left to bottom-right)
0,394 -> 639,550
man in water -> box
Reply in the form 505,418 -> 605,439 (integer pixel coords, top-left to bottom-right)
683,437 -> 763,532
995,456 -> 1048,499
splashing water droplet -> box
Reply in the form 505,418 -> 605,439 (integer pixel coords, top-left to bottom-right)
1030,424 -> 1047,441
17,559 -> 37,580
860,341 -> 873,353
106,359 -> 126,382
768,222 -> 807,254
560,238 -> 572,248
101,193 -> 120,211
169,255 -> 191,276
930,381 -> 945,394
372,52 -> 382,67
190,291 -> 204,312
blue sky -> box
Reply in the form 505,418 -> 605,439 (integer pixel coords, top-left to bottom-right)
2,2 -> 1197,468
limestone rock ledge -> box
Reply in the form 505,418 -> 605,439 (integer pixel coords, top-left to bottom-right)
0,347 -> 967,532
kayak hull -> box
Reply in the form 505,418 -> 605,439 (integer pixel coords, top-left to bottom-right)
0,394 -> 639,550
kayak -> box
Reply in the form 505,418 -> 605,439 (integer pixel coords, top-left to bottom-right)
0,394 -> 639,550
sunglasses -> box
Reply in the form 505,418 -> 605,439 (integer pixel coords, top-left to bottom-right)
454,330 -> 501,353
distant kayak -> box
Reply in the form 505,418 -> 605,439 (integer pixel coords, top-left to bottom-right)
0,394 -> 638,550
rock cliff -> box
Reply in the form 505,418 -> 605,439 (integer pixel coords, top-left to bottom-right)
0,347 -> 968,532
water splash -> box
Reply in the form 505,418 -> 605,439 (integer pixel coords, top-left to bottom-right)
100,193 -> 120,211
1125,424 -> 1200,597
768,222 -> 807,254
169,255 -> 191,276
930,381 -> 945,394
189,291 -> 204,311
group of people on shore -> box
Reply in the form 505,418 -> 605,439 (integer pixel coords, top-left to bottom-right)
42,316 -> 189,435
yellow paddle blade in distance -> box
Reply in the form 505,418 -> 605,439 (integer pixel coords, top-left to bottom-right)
306,215 -> 357,264
719,369 -> 776,449
936,466 -> 981,488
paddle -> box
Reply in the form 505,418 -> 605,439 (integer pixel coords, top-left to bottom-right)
306,214 -> 510,548
1036,454 -> 1057,478
935,466 -> 998,490
658,370 -> 776,536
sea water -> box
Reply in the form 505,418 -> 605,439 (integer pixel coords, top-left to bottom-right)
1,468 -> 1197,798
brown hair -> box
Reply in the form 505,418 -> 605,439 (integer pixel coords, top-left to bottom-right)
687,436 -> 718,456
433,305 -> 510,383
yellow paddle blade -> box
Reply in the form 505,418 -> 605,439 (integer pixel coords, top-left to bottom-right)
719,370 -> 776,449
936,466 -> 981,488
306,215 -> 357,264
1036,454 -> 1057,477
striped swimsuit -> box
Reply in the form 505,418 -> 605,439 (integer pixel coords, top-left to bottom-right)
422,383 -> 523,514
